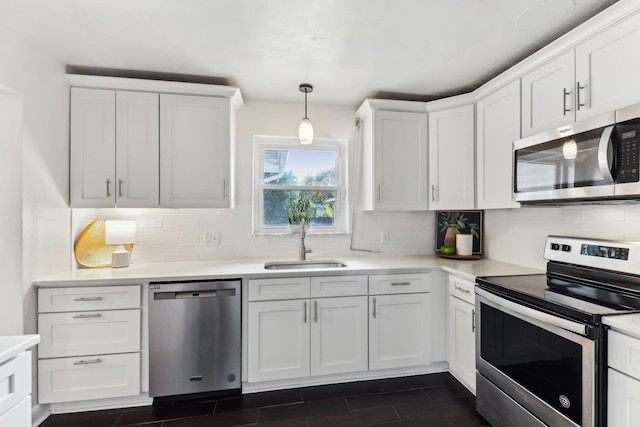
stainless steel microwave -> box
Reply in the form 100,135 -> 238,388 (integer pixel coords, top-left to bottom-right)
513,104 -> 640,203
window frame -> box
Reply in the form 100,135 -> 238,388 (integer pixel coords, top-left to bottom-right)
252,135 -> 348,235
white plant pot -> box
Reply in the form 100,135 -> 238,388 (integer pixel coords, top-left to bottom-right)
456,234 -> 473,256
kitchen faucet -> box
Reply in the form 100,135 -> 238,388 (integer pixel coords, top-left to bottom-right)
298,219 -> 312,261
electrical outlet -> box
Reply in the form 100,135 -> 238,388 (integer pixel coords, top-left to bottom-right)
381,231 -> 389,244
204,231 -> 220,246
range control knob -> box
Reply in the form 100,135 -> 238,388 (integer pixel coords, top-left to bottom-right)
550,243 -> 560,250
561,244 -> 571,252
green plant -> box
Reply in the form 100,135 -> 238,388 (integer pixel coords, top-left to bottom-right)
438,211 -> 479,238
285,192 -> 313,225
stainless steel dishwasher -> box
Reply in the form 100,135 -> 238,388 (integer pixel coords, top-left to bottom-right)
148,279 -> 241,397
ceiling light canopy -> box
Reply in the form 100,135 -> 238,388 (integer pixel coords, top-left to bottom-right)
299,83 -> 313,145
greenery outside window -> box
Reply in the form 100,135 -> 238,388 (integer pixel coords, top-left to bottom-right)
253,135 -> 348,235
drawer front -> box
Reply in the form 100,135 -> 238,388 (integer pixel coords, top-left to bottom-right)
39,309 -> 141,358
311,275 -> 368,298
368,273 -> 430,295
0,351 -> 30,416
609,330 -> 640,380
0,395 -> 30,427
39,285 -> 141,313
448,275 -> 475,305
38,352 -> 140,404
248,277 -> 311,301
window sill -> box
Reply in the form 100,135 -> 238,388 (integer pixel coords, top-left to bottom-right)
252,231 -> 349,237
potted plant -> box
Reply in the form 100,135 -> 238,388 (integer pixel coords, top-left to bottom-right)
284,192 -> 313,232
438,211 -> 479,249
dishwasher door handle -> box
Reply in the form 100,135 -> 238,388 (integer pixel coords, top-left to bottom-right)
153,289 -> 236,300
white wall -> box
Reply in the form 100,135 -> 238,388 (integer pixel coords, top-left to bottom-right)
71,98 -> 435,264
0,27 -> 71,334
485,204 -> 640,270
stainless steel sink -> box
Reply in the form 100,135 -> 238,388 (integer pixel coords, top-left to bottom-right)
264,260 -> 348,270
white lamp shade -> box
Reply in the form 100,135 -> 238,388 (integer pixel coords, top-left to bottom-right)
299,118 -> 313,145
105,220 -> 137,245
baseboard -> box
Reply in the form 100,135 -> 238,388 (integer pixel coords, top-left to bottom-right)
31,403 -> 50,427
48,393 -> 153,414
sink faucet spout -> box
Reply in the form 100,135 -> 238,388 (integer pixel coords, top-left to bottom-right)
298,219 -> 313,260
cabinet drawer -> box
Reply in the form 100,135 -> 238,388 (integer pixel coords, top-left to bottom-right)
248,277 -> 311,301
39,285 -> 141,313
369,273 -> 430,295
38,352 -> 140,404
39,309 -> 141,358
311,275 -> 368,298
448,275 -> 475,305
0,351 -> 30,416
609,330 -> 640,380
0,395 -> 30,427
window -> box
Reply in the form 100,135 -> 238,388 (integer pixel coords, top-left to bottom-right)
253,135 -> 348,235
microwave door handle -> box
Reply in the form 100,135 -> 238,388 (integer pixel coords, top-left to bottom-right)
598,125 -> 615,184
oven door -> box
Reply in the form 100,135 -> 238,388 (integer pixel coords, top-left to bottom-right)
475,287 -> 595,427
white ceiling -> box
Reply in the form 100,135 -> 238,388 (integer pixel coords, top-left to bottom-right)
2,0 -> 619,106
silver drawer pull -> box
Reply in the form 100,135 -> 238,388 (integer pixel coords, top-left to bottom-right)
73,358 -> 102,366
391,282 -> 412,286
73,313 -> 102,319
455,285 -> 471,294
74,297 -> 103,302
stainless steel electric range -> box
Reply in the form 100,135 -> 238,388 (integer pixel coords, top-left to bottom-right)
475,236 -> 640,427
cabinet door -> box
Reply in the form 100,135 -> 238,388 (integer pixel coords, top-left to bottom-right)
369,293 -> 431,370
476,80 -> 521,209
608,368 -> 640,427
447,295 -> 476,393
160,94 -> 231,208
373,110 -> 429,210
70,88 -> 116,207
521,51 -> 575,137
576,12 -> 640,121
428,104 -> 475,210
310,296 -> 368,376
247,300 -> 310,382
116,91 -> 159,207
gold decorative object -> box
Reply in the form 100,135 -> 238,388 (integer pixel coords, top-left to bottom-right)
74,220 -> 134,268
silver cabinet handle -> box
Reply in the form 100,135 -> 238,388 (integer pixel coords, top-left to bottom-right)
472,309 -> 476,332
118,179 -> 124,197
391,282 -> 411,286
106,179 -> 112,197
73,313 -> 102,319
562,88 -> 571,115
303,301 -> 307,323
372,297 -> 377,319
73,358 -> 102,366
314,300 -> 318,323
576,81 -> 586,110
376,184 -> 381,202
74,296 -> 103,302
431,184 -> 436,202
455,285 -> 471,294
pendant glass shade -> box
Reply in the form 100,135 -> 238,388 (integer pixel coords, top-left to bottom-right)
299,118 -> 313,145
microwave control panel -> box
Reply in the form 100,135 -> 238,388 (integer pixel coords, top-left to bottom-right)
617,127 -> 639,183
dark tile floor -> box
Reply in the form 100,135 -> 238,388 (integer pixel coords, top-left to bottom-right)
40,373 -> 490,427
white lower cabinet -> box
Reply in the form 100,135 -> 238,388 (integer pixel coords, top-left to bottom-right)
0,351 -> 31,425
369,293 -> 431,370
608,328 -> 640,426
0,396 -> 30,427
446,275 -> 476,393
37,285 -> 142,404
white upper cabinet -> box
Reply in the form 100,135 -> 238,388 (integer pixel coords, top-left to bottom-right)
68,75 -> 242,209
521,51 -> 575,137
70,88 -> 117,208
357,100 -> 429,211
115,91 -> 159,207
476,80 -> 521,210
575,12 -> 640,121
160,94 -> 233,208
428,103 -> 475,210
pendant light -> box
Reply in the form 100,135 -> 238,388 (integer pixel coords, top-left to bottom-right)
299,83 -> 313,144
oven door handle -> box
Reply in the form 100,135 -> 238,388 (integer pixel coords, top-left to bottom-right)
476,287 -> 588,337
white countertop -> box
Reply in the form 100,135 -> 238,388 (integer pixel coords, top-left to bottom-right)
0,335 -> 40,365
604,313 -> 640,339
34,255 -> 542,287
